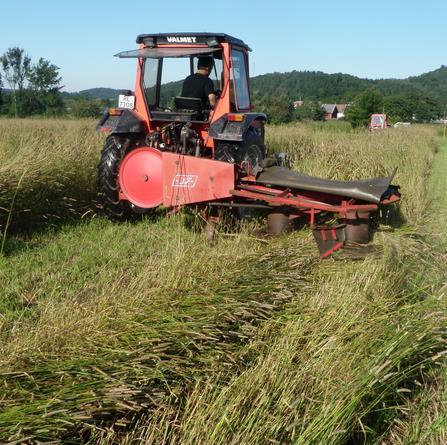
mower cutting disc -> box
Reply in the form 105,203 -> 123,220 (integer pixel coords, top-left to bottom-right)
119,147 -> 163,208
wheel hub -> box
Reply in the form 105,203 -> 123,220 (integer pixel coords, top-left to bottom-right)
118,147 -> 163,208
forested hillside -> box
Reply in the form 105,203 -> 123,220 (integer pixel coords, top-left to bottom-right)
250,65 -> 447,105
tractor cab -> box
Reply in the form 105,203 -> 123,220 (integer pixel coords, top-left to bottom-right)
98,33 -> 266,160
369,113 -> 388,130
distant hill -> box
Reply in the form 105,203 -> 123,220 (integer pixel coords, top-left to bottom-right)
79,88 -> 123,100
250,66 -> 447,105
61,88 -> 122,101
62,66 -> 447,106
407,65 -> 447,104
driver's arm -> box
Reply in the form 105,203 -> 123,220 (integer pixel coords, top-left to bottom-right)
208,93 -> 217,108
205,77 -> 217,109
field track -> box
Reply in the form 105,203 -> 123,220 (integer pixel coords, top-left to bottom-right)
0,120 -> 446,443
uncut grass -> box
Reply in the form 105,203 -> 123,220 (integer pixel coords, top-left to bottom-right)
0,118 -> 102,236
374,139 -> 447,445
0,120 -> 436,238
266,124 -> 437,224
0,120 -> 440,441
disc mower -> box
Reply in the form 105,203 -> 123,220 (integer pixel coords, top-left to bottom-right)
97,33 -> 400,258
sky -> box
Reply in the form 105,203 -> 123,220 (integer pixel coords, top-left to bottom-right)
0,0 -> 445,92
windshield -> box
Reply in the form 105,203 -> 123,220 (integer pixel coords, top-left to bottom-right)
142,51 -> 223,110
372,115 -> 385,125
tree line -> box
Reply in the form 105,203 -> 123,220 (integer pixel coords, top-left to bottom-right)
257,88 -> 443,127
1,47 -> 446,125
0,47 -> 64,116
0,47 -> 110,118
250,68 -> 447,126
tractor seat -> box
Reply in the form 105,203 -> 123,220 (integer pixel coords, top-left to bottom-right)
173,96 -> 207,121
256,166 -> 397,204
174,96 -> 203,112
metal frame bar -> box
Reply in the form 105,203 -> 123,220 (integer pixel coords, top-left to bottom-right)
231,185 -> 379,215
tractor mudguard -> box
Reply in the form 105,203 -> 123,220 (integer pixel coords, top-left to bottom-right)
97,109 -> 146,134
209,112 -> 267,142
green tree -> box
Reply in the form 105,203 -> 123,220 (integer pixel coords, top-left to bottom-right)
383,92 -> 441,123
42,90 -> 65,116
16,89 -> 45,116
0,47 -> 31,117
69,98 -> 109,118
28,58 -> 64,115
264,94 -> 293,124
346,88 -> 383,127
293,101 -> 325,121
28,58 -> 62,93
383,94 -> 413,122
411,94 -> 441,122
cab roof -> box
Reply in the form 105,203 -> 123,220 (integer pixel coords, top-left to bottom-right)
136,33 -> 251,50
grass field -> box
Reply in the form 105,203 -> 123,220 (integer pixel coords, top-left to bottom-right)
0,119 -> 445,444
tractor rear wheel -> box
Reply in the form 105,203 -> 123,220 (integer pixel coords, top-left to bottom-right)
97,135 -> 133,219
215,128 -> 266,174
214,128 -> 266,220
238,129 -> 266,174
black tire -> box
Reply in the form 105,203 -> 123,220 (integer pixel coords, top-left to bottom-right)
97,135 -> 131,219
238,129 -> 265,174
214,128 -> 266,220
215,128 -> 266,174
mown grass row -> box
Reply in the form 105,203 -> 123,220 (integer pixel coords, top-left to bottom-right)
0,120 -> 443,443
139,235 -> 446,445
0,225 -> 314,440
91,225 -> 447,443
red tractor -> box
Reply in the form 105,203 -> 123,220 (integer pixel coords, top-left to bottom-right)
97,33 -> 400,258
369,113 -> 388,131
97,33 -> 266,217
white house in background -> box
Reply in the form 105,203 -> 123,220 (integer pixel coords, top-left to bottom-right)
336,104 -> 347,119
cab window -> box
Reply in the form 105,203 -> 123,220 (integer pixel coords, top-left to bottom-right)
142,58 -> 159,106
231,49 -> 250,110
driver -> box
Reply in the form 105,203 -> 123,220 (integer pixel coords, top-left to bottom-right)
181,57 -> 217,109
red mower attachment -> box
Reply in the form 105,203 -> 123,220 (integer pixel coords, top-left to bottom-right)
231,165 -> 400,257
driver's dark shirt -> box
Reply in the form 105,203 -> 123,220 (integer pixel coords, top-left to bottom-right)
181,73 -> 214,107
